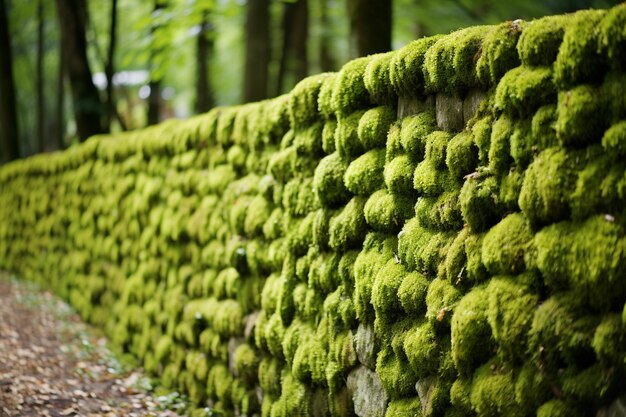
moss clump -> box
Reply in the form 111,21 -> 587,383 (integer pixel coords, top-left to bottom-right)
554,10 -> 606,88
292,336 -> 327,384
446,131 -> 478,179
385,397 -> 422,417
592,314 -> 626,366
364,189 -> 414,233
335,110 -> 366,158
450,378 -> 474,415
424,131 -> 453,168
514,362 -> 551,415
471,116 -> 492,165
486,277 -> 538,362
531,105 -> 558,151
517,15 -> 568,66
415,190 -> 463,231
488,115 -> 514,174
445,228 -> 488,287
556,85 -> 607,147
518,147 -> 576,226
385,121 -> 403,161
322,120 -> 337,154
313,153 -> 351,208
384,155 -> 416,195
469,362 -> 523,417
344,148 -> 386,195
288,73 -> 332,128
294,122 -> 324,157
282,177 -> 319,217
601,121 -> 626,157
423,26 -> 493,94
234,343 -> 260,385
425,278 -> 462,326
459,175 -> 503,232
398,217 -> 453,274
397,270 -> 429,317
317,73 -> 337,119
328,197 -> 367,251
413,161 -> 455,197
598,3 -> 626,68
331,57 -> 373,117
376,345 -> 417,399
451,287 -> 493,375
390,35 -> 441,95
559,364 -> 616,409
403,321 -> 440,378
476,21 -> 525,86
363,52 -> 396,104
371,259 -> 407,321
528,293 -> 597,369
358,106 -> 396,150
400,111 -> 437,159
534,216 -> 626,309
536,400 -> 581,417
268,147 -> 296,183
481,213 -> 532,275
494,66 -> 556,116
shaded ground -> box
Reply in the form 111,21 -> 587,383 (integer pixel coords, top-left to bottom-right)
0,275 -> 187,417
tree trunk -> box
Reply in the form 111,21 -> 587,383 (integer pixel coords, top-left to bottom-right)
275,0 -> 309,96
147,0 -> 166,126
347,0 -> 392,58
105,0 -> 124,130
319,0 -> 334,72
243,0 -> 270,102
195,12 -> 214,114
55,0 -> 105,142
36,0 -> 45,152
0,0 -> 20,162
55,38 -> 65,151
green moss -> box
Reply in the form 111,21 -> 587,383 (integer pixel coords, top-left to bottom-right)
384,155 -> 416,195
517,15 -> 569,66
423,26 -> 493,94
471,116 -> 492,165
450,378 -> 474,415
328,197 -> 367,251
486,277 -> 538,362
400,111 -> 437,160
264,312 -> 286,359
371,258 -> 406,321
415,190 -> 463,231
244,195 -> 271,238
555,85 -> 607,147
530,105 -> 558,152
469,362 -> 523,417
601,121 -> 626,157
390,35 -> 441,95
312,208 -> 333,249
397,217 -> 448,274
385,397 -> 422,417
598,3 -> 626,68
293,337 -> 327,384
207,362 -> 234,404
331,57 -> 373,116
283,177 -> 319,217
514,362 -> 551,415
363,52 -> 396,104
272,371 -> 311,416
481,213 -> 532,275
535,216 -> 626,309
518,147 -> 576,226
335,110 -> 366,158
294,122 -> 324,157
446,131 -> 478,179
289,74 -> 332,128
602,72 -> 626,124
459,175 -> 503,232
234,343 -> 259,385
554,10 -> 606,88
593,314 -> 626,366
488,115 -> 514,174
559,364 -> 616,407
403,321 -> 439,378
476,21 -> 525,86
424,131 -> 453,168
413,161 -> 455,197
425,278 -> 462,326
494,66 -> 556,116
376,345 -> 418,399
313,153 -> 351,208
450,287 -> 492,375
318,73 -> 338,119
344,148 -> 385,195
322,120 -> 337,154
536,400 -> 581,417
385,121 -> 403,162
358,106 -> 396,150
364,189 -> 414,233
397,270 -> 429,317
528,293 -> 597,369
268,147 -> 296,183
258,357 -> 282,397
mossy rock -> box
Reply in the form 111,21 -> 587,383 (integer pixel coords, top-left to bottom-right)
363,52 -> 397,105
313,152 -> 351,208
344,148 -> 386,195
517,14 -> 569,66
390,35 -> 442,96
358,106 -> 397,150
481,213 -> 533,276
476,21 -> 525,86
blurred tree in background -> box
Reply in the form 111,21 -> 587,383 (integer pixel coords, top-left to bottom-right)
0,0 -> 622,162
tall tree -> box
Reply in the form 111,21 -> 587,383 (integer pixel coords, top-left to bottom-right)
105,0 -> 125,130
36,0 -> 45,152
318,0 -> 335,72
55,38 -> 65,151
347,0 -> 392,58
55,0 -> 106,142
147,0 -> 166,126
243,0 -> 271,102
195,11 -> 214,114
0,0 -> 20,162
275,0 -> 309,96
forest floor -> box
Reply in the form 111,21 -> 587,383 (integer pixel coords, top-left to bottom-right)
0,274 -> 188,417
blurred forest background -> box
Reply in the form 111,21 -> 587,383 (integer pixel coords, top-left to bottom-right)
0,0 -> 621,163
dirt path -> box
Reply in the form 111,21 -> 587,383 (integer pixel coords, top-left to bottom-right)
0,275 -> 186,417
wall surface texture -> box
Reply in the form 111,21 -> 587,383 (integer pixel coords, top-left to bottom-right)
2,5 -> 626,417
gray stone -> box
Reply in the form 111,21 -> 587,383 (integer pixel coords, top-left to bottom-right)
228,337 -> 245,376
354,323 -> 377,369
397,96 -> 421,119
436,93 -> 464,132
463,89 -> 486,126
597,395 -> 626,417
347,366 -> 388,417
416,376 -> 438,416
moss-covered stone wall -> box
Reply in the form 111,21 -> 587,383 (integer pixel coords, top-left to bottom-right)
2,5 -> 626,417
